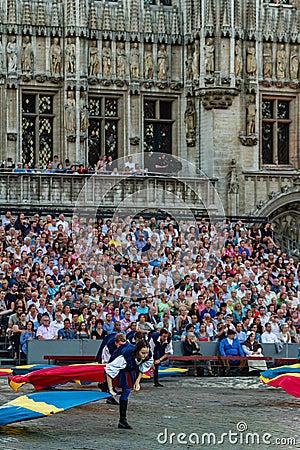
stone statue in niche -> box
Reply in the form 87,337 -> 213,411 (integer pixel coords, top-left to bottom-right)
50,37 -> 62,75
246,95 -> 256,135
7,35 -> 18,72
234,40 -> 242,78
184,98 -> 196,146
204,38 -> 214,75
228,159 -> 239,194
144,44 -> 153,79
88,40 -> 99,77
246,42 -> 257,77
192,39 -> 200,79
102,41 -> 112,77
129,42 -> 139,78
157,43 -> 168,81
80,91 -> 88,133
116,42 -> 126,78
65,37 -> 76,74
65,91 -> 76,133
263,42 -> 273,79
0,37 -> 4,71
276,43 -> 287,79
289,45 -> 299,80
185,45 -> 193,81
22,36 -> 34,74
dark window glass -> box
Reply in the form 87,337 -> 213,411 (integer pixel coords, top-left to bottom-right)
262,100 -> 273,119
160,101 -> 172,120
278,123 -> 289,164
262,122 -> 273,164
88,96 -> 120,165
22,94 -> 54,167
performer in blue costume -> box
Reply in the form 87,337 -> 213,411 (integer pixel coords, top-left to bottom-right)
105,333 -> 153,429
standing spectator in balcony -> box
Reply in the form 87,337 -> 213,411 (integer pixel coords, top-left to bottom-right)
96,155 -> 107,173
124,155 -> 135,173
14,162 -> 25,173
51,155 -> 59,169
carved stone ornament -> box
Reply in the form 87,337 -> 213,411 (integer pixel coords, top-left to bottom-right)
49,75 -> 63,84
35,74 -> 47,83
129,136 -> 140,145
170,81 -> 181,90
157,81 -> 167,89
199,89 -> 239,110
115,79 -> 125,87
88,76 -> 99,85
102,79 -> 112,86
186,138 -> 195,147
293,175 -> 300,186
239,134 -> 258,146
7,132 -> 17,141
143,81 -> 154,89
22,74 -> 32,82
67,134 -> 76,143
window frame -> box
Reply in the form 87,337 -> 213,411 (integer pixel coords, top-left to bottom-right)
143,97 -> 175,155
261,95 -> 296,168
87,94 -> 121,166
21,92 -> 56,167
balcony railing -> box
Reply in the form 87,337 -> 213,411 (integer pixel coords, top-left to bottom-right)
0,172 -> 219,215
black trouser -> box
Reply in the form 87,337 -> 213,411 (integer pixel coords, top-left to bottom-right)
154,363 -> 159,384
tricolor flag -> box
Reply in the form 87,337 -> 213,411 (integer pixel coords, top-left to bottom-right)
0,390 -> 110,427
260,364 -> 300,397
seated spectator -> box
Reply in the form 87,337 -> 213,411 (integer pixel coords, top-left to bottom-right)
182,331 -> 214,376
36,315 -> 57,340
278,323 -> 291,344
235,322 -> 247,343
219,328 -> 245,365
91,319 -> 107,340
242,331 -> 267,372
175,307 -> 191,337
198,323 -> 210,341
76,322 -> 90,339
58,318 -> 76,340
137,313 -> 154,339
261,322 -> 279,343
20,320 -> 36,355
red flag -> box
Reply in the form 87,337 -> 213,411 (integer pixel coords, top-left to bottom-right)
9,363 -> 106,392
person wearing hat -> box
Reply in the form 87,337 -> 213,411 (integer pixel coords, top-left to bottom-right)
219,328 -> 245,369
242,331 -> 267,372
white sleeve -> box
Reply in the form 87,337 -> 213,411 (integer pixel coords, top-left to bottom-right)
165,341 -> 173,355
138,355 -> 154,373
101,345 -> 111,364
242,345 -> 252,356
105,355 -> 127,378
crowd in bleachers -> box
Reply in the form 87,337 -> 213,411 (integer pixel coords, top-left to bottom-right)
0,210 -> 299,363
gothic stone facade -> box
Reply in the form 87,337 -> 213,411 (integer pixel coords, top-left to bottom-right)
0,0 -> 299,239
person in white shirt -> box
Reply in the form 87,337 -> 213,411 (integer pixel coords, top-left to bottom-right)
56,213 -> 69,233
261,322 -> 279,343
49,312 -> 64,336
124,155 -> 135,173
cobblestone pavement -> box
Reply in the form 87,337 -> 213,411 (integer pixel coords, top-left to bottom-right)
0,376 -> 300,450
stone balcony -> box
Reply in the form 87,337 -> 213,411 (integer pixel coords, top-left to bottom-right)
0,172 -> 221,217
243,170 -> 300,216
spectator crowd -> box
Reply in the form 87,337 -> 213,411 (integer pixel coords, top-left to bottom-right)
1,153 -> 181,176
0,209 -> 299,364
